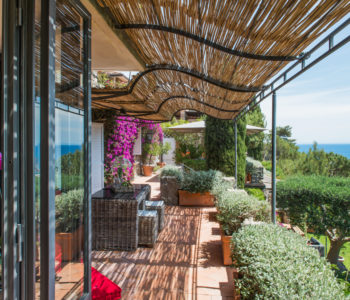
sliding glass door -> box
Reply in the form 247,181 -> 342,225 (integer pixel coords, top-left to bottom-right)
1,0 -> 91,298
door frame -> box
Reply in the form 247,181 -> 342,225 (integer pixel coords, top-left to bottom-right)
1,0 -> 92,299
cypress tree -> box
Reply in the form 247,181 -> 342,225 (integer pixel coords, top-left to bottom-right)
205,116 -> 246,188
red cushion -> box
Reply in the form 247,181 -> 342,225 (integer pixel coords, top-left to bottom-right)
91,267 -> 122,300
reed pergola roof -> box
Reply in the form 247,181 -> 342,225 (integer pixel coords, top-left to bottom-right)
91,0 -> 350,121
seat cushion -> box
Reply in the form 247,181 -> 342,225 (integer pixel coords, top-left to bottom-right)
91,267 -> 122,300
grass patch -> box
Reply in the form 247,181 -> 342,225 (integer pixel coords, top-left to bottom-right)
306,233 -> 350,269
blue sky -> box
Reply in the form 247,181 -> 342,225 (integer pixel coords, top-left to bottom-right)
260,25 -> 350,144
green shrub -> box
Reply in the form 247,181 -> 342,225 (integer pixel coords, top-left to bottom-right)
232,224 -> 345,299
277,175 -> 350,265
160,165 -> 183,184
56,189 -> 84,233
216,192 -> 270,235
182,158 -> 207,171
245,188 -> 265,201
181,170 -> 222,194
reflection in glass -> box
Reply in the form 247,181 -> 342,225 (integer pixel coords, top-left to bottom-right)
54,1 -> 85,299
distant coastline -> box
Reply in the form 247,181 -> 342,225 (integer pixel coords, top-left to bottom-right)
298,144 -> 350,159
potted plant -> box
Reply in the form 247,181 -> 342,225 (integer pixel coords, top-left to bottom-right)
178,170 -> 221,206
55,189 -> 84,261
157,142 -> 171,168
216,191 -> 270,265
142,142 -> 160,176
110,157 -> 134,192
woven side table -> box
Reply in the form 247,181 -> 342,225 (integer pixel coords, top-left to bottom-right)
145,200 -> 165,231
138,210 -> 158,247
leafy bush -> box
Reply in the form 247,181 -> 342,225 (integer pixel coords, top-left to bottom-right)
56,189 -> 84,233
245,188 -> 265,201
277,175 -> 350,265
181,170 -> 222,194
160,165 -> 183,184
216,191 -> 270,235
232,224 -> 345,299
182,158 -> 207,171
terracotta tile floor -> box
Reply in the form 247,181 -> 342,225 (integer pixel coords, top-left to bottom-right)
92,173 -> 235,299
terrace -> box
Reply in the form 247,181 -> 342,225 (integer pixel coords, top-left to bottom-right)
1,0 -> 350,299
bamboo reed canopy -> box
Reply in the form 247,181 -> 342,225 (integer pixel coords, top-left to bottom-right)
91,0 -> 350,121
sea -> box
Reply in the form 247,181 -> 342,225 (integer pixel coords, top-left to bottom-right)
34,144 -> 82,161
298,144 -> 350,159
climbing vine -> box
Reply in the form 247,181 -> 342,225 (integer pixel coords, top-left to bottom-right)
105,116 -> 163,184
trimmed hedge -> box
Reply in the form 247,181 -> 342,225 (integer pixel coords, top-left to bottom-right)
181,170 -> 223,194
160,165 -> 183,184
216,190 -> 270,235
232,224 -> 345,299
277,175 -> 350,235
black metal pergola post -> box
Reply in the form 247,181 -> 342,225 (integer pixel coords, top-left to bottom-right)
271,92 -> 277,224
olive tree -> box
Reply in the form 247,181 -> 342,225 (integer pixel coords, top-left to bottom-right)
277,175 -> 350,265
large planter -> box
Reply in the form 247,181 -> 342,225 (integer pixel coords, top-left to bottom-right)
160,176 -> 180,206
220,227 -> 233,265
142,165 -> 154,176
55,225 -> 83,261
178,190 -> 214,207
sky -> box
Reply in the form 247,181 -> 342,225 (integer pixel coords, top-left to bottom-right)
260,25 -> 350,144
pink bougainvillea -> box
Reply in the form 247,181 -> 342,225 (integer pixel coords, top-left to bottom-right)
105,116 -> 163,183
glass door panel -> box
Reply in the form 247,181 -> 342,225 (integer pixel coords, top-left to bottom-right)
54,1 -> 85,299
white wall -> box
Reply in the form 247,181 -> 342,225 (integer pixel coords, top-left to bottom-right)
91,123 -> 104,194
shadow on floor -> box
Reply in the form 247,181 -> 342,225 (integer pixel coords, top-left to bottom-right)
92,206 -> 201,299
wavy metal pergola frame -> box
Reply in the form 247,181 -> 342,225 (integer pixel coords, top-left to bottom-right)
114,23 -> 299,62
93,64 -> 262,95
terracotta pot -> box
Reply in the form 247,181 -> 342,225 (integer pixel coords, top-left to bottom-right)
220,227 -> 233,265
55,225 -> 83,261
142,165 -> 154,176
157,162 -> 166,168
178,190 -> 215,207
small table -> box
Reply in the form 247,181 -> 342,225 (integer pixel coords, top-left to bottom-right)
92,184 -> 151,251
